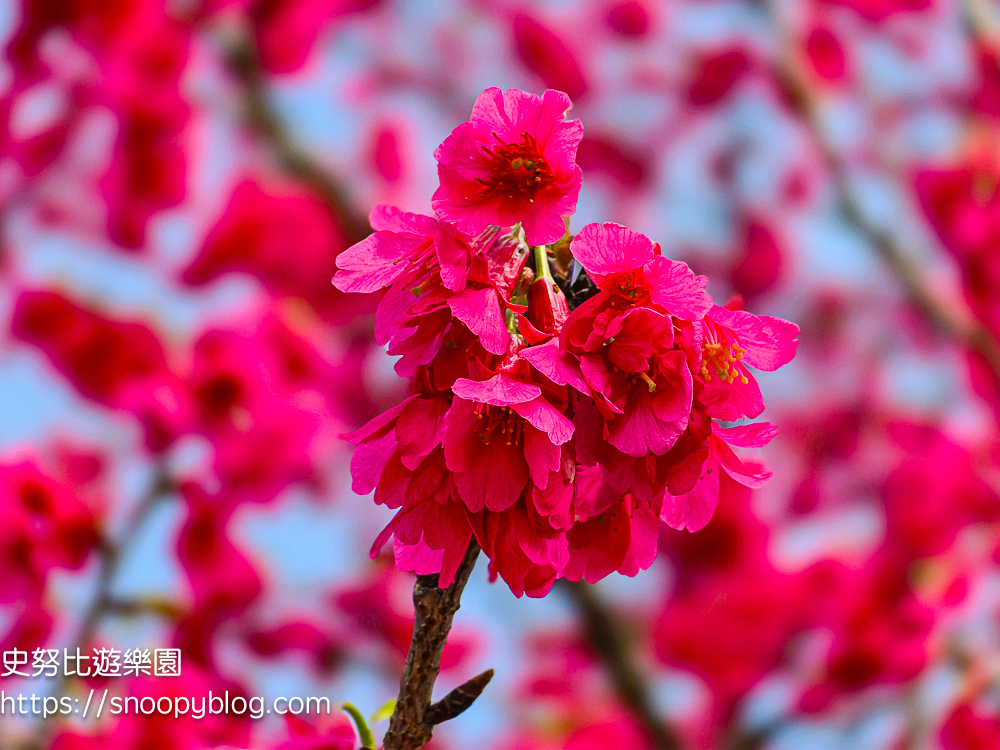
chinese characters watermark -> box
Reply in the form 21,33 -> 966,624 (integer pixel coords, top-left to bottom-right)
1,648 -> 182,678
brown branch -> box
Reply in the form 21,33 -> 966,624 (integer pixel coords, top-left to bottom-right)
382,540 -> 485,750
558,580 -> 682,750
220,24 -> 371,244
759,0 -> 1000,387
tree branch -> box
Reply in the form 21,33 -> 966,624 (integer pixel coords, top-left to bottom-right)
219,24 -> 371,244
33,469 -> 175,748
558,580 -> 682,750
962,0 -> 1000,48
382,540 -> 485,750
71,469 -> 174,663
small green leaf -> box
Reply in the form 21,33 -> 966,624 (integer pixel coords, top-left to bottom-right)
370,698 -> 396,724
341,702 -> 376,750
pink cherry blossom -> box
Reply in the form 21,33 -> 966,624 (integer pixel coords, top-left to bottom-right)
689,303 -> 800,421
334,206 -> 529,373
338,93 -> 797,592
561,223 -> 711,456
432,87 -> 583,245
661,421 -> 775,532
447,356 -> 574,513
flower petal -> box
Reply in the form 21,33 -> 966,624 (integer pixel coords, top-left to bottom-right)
511,396 -> 575,445
523,424 -> 563,489
661,456 -> 719,532
714,421 -> 777,449
434,223 -> 470,292
643,255 -> 713,320
452,373 -> 541,405
369,205 -> 440,234
710,305 -> 799,371
333,231 -> 420,294
521,340 -> 590,394
607,387 -> 685,457
448,288 -> 510,355
714,435 -> 773,488
569,222 -> 655,281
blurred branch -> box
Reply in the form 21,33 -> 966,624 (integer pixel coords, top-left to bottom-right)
103,596 -> 185,621
759,0 -> 1000,386
55,469 -> 174,699
29,469 -> 175,746
382,541 -> 486,750
725,730 -> 767,750
963,0 -> 1000,49
724,717 -> 788,750
220,24 -> 372,244
896,682 -> 933,750
73,470 -> 175,652
558,580 -> 682,750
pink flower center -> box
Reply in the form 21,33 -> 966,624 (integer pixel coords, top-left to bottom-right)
605,352 -> 662,393
393,239 -> 441,297
700,324 -> 748,384
477,133 -> 554,201
473,402 -> 524,446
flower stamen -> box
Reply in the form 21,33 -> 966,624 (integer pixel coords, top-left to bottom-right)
473,402 -> 525,446
699,331 -> 749,385
477,132 -> 554,200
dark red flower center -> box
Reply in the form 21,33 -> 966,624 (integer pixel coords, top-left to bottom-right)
609,270 -> 651,310
478,133 -> 554,200
473,403 -> 524,446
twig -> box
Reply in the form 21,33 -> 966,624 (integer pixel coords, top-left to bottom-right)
425,668 -> 495,725
725,729 -> 768,750
724,717 -> 786,750
759,0 -> 1000,387
64,472 -> 169,670
69,470 -> 175,655
102,596 -> 185,620
558,580 -> 682,750
33,469 -> 175,746
382,540 -> 486,750
962,0 -> 1000,49
220,24 -> 371,244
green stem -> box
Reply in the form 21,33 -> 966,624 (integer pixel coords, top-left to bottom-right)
506,308 -> 520,336
534,244 -> 555,283
342,702 -> 376,749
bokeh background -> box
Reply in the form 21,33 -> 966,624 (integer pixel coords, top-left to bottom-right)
3,0 -> 1000,748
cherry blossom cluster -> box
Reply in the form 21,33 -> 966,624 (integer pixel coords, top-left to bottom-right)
335,87 -> 799,597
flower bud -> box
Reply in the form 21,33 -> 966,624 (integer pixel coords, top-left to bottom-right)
468,228 -> 530,294
526,276 -> 569,335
